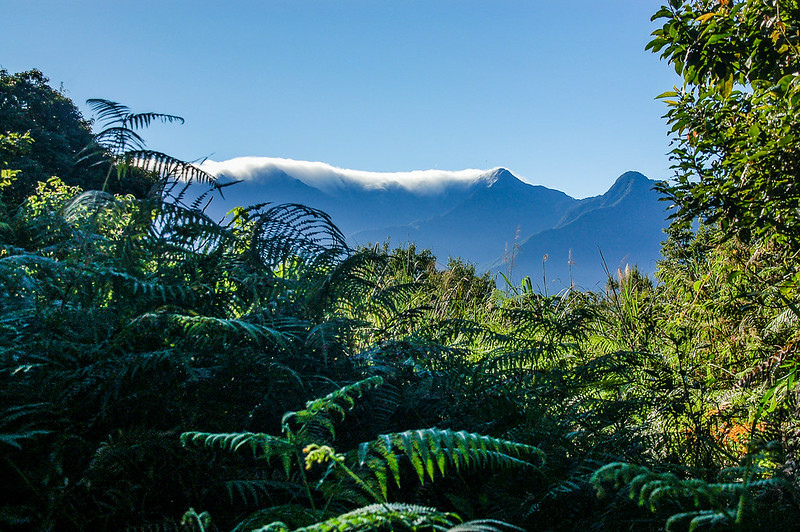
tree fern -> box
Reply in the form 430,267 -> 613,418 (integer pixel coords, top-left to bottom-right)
82,98 -> 216,190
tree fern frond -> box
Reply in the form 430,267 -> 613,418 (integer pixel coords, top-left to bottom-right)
232,504 -> 322,532
446,519 -> 523,532
0,429 -> 51,450
481,347 -> 554,373
248,203 -> 349,271
664,509 -> 732,531
282,376 -> 384,435
223,479 -> 306,506
168,314 -> 291,349
256,503 -> 458,532
359,429 -> 544,496
181,431 -> 294,474
123,111 -> 184,130
61,190 -> 119,221
86,98 -> 132,123
92,125 -> 148,153
590,461 -> 790,530
123,150 -> 216,184
87,98 -> 184,129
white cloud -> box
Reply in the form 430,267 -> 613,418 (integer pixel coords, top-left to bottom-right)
200,157 -> 500,195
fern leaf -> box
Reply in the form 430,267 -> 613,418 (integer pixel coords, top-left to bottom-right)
181,431 -> 294,474
447,520 -> 524,532
360,429 -> 544,497
231,504 -> 323,531
282,376 -> 383,436
224,479 -> 307,506
263,503 -> 457,532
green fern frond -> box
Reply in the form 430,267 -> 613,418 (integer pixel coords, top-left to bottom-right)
256,503 -> 458,532
590,461 -> 788,531
0,429 -> 50,450
170,314 -> 291,348
282,376 -> 384,435
248,203 -> 348,269
181,431 -> 294,474
233,504 -> 323,532
446,519 -> 523,532
665,509 -> 732,531
358,429 -> 544,496
87,98 -> 184,129
86,98 -> 185,159
61,189 -> 119,221
224,479 -> 307,506
123,150 -> 216,184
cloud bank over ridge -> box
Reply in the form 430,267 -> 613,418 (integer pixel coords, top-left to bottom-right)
201,157 -> 501,195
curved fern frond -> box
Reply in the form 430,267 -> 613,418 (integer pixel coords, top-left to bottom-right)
447,520 -> 523,532
181,431 -> 294,474
282,376 -> 384,437
590,461 -> 789,530
248,203 -> 348,272
169,314 -> 291,349
122,150 -> 216,184
85,98 -> 184,166
252,503 -> 458,532
61,189 -> 119,222
0,404 -> 51,450
664,509 -> 731,531
91,125 -> 147,154
87,98 -> 184,130
358,429 -> 544,498
232,504 -> 323,532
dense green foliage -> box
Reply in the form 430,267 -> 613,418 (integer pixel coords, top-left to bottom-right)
649,0 -> 800,246
3,2 -> 800,529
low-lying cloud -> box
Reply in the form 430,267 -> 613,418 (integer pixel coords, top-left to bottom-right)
201,157 -> 499,195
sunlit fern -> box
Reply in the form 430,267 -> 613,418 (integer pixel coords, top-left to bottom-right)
357,429 -> 545,500
253,503 -> 457,531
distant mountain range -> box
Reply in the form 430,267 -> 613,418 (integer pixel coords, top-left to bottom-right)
198,157 -> 669,291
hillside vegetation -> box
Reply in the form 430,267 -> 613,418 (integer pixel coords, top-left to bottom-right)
2,2 -> 800,530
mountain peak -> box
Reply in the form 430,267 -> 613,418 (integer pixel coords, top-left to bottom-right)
485,167 -> 524,189
602,171 -> 654,203
487,167 -> 513,179
610,171 -> 651,189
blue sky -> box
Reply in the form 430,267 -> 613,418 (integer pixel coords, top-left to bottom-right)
2,1 -> 678,198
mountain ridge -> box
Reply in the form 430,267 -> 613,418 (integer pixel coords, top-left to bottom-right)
197,158 -> 668,289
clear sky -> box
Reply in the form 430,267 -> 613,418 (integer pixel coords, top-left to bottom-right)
2,1 -> 679,199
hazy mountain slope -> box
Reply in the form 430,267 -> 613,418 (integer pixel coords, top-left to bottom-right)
197,158 -> 668,289
491,172 -> 667,291
199,157 -> 497,235
351,169 -> 578,265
